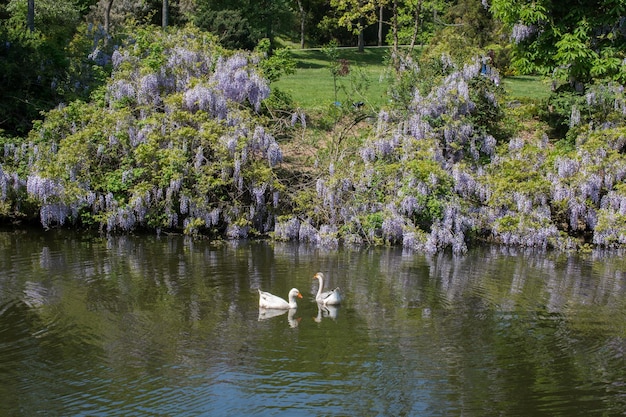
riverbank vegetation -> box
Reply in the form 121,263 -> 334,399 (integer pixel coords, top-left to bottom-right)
1,0 -> 626,253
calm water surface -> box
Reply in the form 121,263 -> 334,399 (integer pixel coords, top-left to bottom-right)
1,229 -> 625,416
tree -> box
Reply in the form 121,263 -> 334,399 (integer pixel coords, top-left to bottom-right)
162,0 -> 168,28
12,25 -> 284,237
0,0 -> 83,135
489,0 -> 626,85
194,0 -> 292,49
330,0 -> 380,51
194,7 -> 258,50
27,0 -> 34,31
104,0 -> 113,33
292,0 -> 326,48
399,0 -> 447,44
412,0 -> 498,78
296,0 -> 306,47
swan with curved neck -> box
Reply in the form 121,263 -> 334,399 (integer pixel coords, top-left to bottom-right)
313,272 -> 342,305
258,288 -> 302,309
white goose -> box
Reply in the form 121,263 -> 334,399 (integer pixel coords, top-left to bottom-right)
258,288 -> 302,309
313,272 -> 342,305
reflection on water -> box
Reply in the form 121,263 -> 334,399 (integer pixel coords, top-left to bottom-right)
0,229 -> 625,416
258,308 -> 301,328
314,303 -> 339,322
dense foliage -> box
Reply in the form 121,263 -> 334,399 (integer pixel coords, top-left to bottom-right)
276,56 -> 503,253
0,0 -> 85,136
275,56 -> 626,253
489,0 -> 626,84
193,0 -> 295,50
1,25 -> 284,238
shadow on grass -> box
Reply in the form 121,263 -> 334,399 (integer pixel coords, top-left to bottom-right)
289,47 -> 393,70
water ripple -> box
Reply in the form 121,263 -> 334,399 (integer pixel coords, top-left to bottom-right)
1,235 -> 626,416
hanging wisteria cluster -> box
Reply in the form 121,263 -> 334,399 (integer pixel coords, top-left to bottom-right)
0,164 -> 22,205
510,23 -> 539,44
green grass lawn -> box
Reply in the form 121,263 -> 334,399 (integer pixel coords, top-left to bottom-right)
273,47 -> 393,110
273,47 -> 551,111
502,76 -> 551,100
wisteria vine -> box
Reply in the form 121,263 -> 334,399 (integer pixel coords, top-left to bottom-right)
275,55 -> 626,253
0,25 -> 281,236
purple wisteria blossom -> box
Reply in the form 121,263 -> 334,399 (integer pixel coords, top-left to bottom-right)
291,110 -> 306,128
511,23 -> 538,44
211,54 -> 270,111
245,126 -> 283,166
299,221 -> 320,244
570,105 -> 581,127
226,224 -> 249,239
252,183 -> 267,206
601,191 -> 626,214
556,157 -> 579,178
0,165 -> 20,202
40,203 -> 70,229
111,50 -> 130,68
108,80 -> 136,103
138,74 -> 161,106
319,225 -> 339,249
382,212 -> 405,243
183,85 -> 227,119
274,217 -> 301,241
166,47 -> 205,76
401,195 -> 422,216
27,175 -> 63,203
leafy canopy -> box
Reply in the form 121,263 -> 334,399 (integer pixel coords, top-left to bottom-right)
489,0 -> 626,84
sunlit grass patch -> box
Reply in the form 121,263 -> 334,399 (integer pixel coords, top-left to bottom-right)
502,75 -> 551,101
273,47 -> 392,110
273,47 -> 551,111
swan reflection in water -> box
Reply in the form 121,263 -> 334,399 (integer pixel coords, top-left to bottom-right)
314,303 -> 339,323
258,308 -> 301,328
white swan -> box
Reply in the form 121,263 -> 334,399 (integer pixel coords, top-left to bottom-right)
313,272 -> 342,305
258,288 -> 302,309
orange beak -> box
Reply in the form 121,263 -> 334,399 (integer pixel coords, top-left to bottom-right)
297,292 -> 303,299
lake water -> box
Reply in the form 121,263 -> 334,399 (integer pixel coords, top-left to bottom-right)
0,229 -> 625,416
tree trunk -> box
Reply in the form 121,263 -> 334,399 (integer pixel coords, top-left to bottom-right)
27,0 -> 35,32
378,4 -> 383,46
104,0 -> 114,35
162,0 -> 169,28
297,0 -> 305,48
408,0 -> 422,55
392,0 -> 399,70
358,29 -> 365,52
358,16 -> 365,52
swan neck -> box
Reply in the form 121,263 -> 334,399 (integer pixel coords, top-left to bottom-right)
315,275 -> 324,297
288,293 -> 299,308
